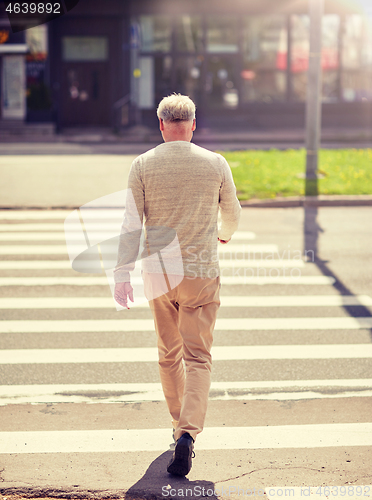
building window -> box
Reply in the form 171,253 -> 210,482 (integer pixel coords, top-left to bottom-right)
176,16 -> 203,52
174,56 -> 203,105
206,55 -> 239,108
62,36 -> 108,62
26,25 -> 52,112
154,55 -> 173,104
342,15 -> 372,101
321,15 -> 340,102
241,16 -> 287,103
132,11 -> 372,111
138,56 -> 154,109
139,16 -> 172,52
290,15 -> 340,102
2,55 -> 26,119
206,16 -> 239,53
291,15 -> 310,101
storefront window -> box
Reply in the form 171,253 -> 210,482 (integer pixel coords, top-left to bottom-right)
322,15 -> 340,102
62,36 -> 108,61
241,16 -> 287,102
2,55 -> 26,119
139,16 -> 172,52
176,16 -> 203,52
206,56 -> 239,109
342,15 -> 372,101
291,15 -> 340,102
291,15 -> 310,101
174,56 -> 203,105
131,11 -> 372,111
26,25 -> 51,112
206,16 -> 238,53
138,56 -> 154,109
154,55 -> 172,104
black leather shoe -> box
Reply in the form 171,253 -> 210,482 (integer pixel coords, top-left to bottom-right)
167,432 -> 195,476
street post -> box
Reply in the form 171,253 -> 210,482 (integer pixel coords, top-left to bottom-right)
305,0 -> 324,196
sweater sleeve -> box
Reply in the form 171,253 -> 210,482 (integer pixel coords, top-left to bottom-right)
218,156 -> 242,241
113,158 -> 145,283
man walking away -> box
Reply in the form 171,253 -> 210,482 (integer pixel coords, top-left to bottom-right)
114,94 -> 241,476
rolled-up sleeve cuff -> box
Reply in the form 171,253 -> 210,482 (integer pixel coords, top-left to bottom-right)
113,268 -> 131,283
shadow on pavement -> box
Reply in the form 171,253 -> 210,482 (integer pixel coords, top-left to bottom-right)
126,449 -> 218,500
304,205 -> 372,337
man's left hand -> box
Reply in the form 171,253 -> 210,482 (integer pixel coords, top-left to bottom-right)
114,282 -> 134,309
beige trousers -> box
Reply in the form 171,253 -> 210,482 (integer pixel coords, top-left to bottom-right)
143,272 -> 220,442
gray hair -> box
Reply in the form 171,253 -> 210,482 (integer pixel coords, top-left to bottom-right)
157,94 -> 196,122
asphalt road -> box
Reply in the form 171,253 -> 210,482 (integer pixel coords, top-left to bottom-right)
0,202 -> 371,497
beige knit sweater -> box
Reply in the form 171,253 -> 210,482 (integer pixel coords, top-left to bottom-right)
114,141 -> 241,282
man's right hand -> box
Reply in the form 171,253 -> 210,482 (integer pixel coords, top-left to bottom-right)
114,282 -> 134,309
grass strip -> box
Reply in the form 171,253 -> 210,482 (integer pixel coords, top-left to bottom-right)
219,148 -> 372,200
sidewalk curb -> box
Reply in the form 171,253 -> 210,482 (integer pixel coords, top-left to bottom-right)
1,195 -> 371,211
240,195 -> 372,208
0,487 -> 130,499
1,127 -> 372,146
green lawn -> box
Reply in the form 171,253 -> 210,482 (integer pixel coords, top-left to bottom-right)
219,149 -> 372,200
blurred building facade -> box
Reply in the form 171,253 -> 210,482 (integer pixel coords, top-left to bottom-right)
1,0 -> 371,130
0,23 -> 28,120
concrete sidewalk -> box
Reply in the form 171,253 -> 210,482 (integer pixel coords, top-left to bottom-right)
1,125 -> 372,209
1,152 -> 372,209
0,206 -> 371,499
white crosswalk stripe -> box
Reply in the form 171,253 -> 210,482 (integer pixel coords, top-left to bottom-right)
1,317 -> 372,333
1,423 -> 372,454
0,276 -> 335,286
0,295 -> 370,308
0,209 -> 123,219
0,210 -> 371,465
2,344 -> 372,364
1,380 -> 372,405
0,257 -> 304,268
0,223 -> 256,240
0,244 -> 280,255
0,231 -> 260,242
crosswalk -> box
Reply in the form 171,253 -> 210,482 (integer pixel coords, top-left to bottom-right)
2,423 -> 372,454
0,209 -> 371,482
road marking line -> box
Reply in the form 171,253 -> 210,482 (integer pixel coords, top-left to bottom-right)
0,295 -> 369,309
1,423 -> 371,453
231,231 -> 256,240
221,259 -> 304,268
0,232 -> 126,241
219,295 -> 372,307
0,225 -> 256,240
0,224 -> 120,231
0,261 -> 72,269
0,390 -> 370,405
0,276 -> 335,286
0,380 -> 371,405
221,276 -> 335,285
1,317 -> 371,333
0,257 -> 302,269
219,244 -> 281,255
0,244 -> 277,255
0,245 -> 71,255
0,277 -> 113,286
0,210 -> 122,219
0,231 -> 262,243
1,344 -> 372,364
